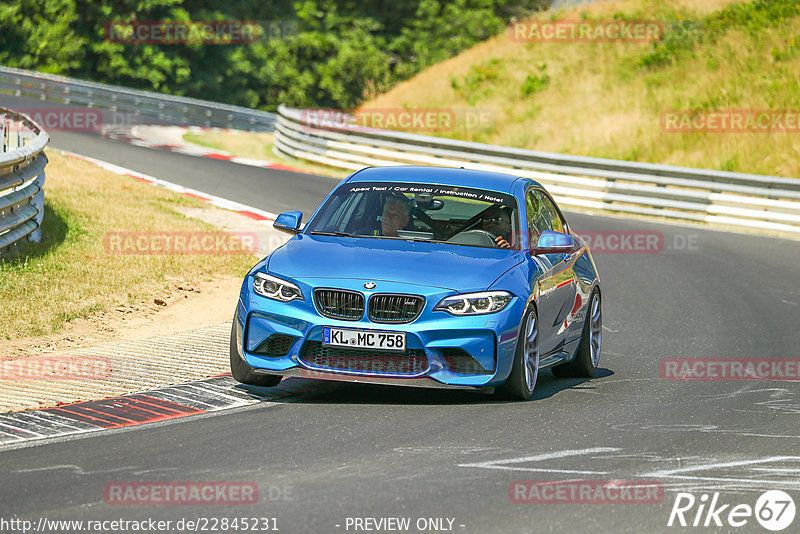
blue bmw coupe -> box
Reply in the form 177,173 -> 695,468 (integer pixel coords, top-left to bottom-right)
231,166 -> 601,400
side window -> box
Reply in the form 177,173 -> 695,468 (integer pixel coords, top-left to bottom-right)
314,194 -> 345,231
540,193 -> 565,234
526,190 -> 552,244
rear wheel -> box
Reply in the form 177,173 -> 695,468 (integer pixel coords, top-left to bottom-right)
229,319 -> 282,387
552,288 -> 601,378
497,307 -> 539,401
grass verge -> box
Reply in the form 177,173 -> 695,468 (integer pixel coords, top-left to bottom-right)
0,151 -> 257,339
362,0 -> 800,177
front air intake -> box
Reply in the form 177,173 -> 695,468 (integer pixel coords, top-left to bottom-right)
299,341 -> 428,376
441,348 -> 492,374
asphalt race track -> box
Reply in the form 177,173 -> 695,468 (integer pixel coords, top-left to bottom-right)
2,93 -> 800,533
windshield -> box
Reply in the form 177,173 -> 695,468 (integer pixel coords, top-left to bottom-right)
306,181 -> 520,249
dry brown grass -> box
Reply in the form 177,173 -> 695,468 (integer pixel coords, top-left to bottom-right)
0,151 -> 257,339
364,0 -> 800,177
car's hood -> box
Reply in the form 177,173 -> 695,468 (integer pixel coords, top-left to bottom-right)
267,234 -> 524,292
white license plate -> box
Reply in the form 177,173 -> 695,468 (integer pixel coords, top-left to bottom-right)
322,327 -> 406,351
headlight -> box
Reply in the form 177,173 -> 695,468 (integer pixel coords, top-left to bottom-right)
253,272 -> 304,302
434,291 -> 513,316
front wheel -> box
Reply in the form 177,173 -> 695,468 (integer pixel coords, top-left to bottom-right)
229,319 -> 283,387
497,307 -> 539,401
552,288 -> 601,378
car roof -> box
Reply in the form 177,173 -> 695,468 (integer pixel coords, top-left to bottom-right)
346,166 -> 526,195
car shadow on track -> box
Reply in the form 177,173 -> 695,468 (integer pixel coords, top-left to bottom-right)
530,367 -> 614,402
238,367 -> 614,406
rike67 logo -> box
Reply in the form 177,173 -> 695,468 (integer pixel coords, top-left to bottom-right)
668,490 -> 795,531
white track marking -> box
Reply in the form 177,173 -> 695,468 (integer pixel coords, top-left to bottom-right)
0,422 -> 46,438
654,475 -> 800,489
644,456 -> 800,478
14,464 -> 133,475
458,446 -> 619,474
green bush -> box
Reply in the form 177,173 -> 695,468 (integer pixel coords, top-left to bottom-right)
0,0 -> 549,111
521,63 -> 549,96
452,58 -> 503,104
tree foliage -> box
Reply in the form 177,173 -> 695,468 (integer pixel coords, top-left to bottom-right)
0,0 -> 547,110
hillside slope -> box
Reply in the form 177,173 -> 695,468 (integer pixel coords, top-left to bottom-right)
362,0 -> 800,177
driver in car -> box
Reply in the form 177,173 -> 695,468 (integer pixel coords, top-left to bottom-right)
374,196 -> 411,237
480,205 -> 512,249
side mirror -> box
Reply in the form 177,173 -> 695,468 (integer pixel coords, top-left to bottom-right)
531,230 -> 574,255
273,211 -> 303,234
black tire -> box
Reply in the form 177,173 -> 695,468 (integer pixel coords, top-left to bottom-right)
497,306 -> 539,401
229,318 -> 282,387
552,288 -> 601,378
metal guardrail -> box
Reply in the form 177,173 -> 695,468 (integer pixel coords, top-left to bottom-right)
0,66 -> 276,131
274,105 -> 800,236
0,107 -> 49,256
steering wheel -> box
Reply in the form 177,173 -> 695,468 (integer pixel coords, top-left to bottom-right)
446,229 -> 499,247
450,212 -> 486,238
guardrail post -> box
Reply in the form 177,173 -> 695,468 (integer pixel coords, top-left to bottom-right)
5,125 -> 19,150
29,175 -> 45,243
20,131 -> 35,147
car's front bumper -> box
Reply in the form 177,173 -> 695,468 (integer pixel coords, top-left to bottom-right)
233,276 -> 525,389
250,367 -> 490,391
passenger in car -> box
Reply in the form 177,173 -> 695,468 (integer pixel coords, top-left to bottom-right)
480,205 -> 513,248
374,196 -> 411,237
